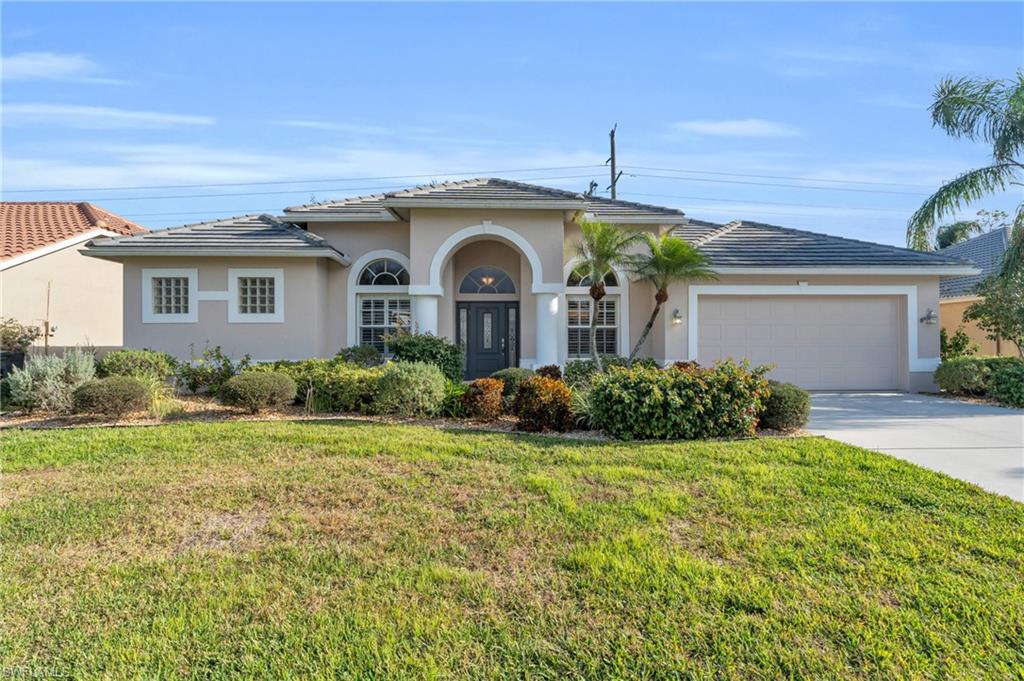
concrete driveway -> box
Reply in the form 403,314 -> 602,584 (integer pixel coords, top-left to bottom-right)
808,393 -> 1024,502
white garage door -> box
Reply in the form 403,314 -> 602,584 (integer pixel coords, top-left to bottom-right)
697,295 -> 902,390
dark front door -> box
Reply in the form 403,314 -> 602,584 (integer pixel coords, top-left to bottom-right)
458,302 -> 519,379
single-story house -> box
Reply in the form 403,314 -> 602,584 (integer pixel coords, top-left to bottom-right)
1,202 -> 146,354
938,226 -> 1018,357
82,178 -> 977,390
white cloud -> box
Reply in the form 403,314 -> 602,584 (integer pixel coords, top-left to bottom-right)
671,118 -> 800,138
0,51 -> 126,84
276,119 -> 396,136
3,104 -> 214,129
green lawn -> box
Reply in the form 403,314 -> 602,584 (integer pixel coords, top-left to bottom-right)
2,421 -> 1022,679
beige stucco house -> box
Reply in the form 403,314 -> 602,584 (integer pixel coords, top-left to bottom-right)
83,178 -> 977,391
1,202 -> 145,354
938,226 -> 1018,357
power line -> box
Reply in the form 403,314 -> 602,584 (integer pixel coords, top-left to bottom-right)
626,172 -> 928,197
619,191 -> 911,214
622,165 -> 936,190
1,164 -> 608,194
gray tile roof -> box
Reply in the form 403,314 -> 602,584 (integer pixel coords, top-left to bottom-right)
284,177 -> 686,223
672,219 -> 975,269
82,214 -> 348,263
938,226 -> 1011,298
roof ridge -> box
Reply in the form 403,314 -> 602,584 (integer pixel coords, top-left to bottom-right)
583,193 -> 686,215
693,219 -> 743,246
735,219 -> 969,264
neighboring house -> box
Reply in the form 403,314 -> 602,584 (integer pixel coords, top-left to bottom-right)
82,178 -> 976,391
938,226 -> 1018,356
1,202 -> 146,354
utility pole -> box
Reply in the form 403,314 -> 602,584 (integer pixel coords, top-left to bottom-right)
607,123 -> 623,199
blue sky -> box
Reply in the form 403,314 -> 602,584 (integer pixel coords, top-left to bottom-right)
2,2 -> 1021,246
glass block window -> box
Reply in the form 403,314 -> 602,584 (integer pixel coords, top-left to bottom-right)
566,266 -> 618,288
459,266 -> 516,294
237,277 -> 275,315
359,295 -> 410,355
567,295 -> 617,357
358,259 -> 409,286
152,277 -> 189,315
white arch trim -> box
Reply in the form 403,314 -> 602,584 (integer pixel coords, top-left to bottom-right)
347,249 -> 411,346
421,221 -> 561,295
561,257 -> 631,359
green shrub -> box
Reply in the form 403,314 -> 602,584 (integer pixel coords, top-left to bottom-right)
535,364 -> 562,380
490,367 -> 534,399
337,344 -> 384,367
220,371 -> 297,414
512,376 -> 573,432
178,345 -> 250,395
987,361 -> 1024,407
940,327 -> 978,361
5,349 -> 96,413
98,348 -> 177,380
590,361 -> 770,441
934,358 -> 991,395
564,356 -> 658,387
440,380 -> 470,418
0,318 -> 40,353
759,381 -> 811,432
569,386 -> 596,430
372,361 -> 446,417
72,376 -> 150,418
462,377 -> 504,420
253,358 -> 381,413
384,332 -> 464,382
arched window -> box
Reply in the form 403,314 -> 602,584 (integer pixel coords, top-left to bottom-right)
566,266 -> 618,288
358,258 -> 409,286
459,266 -> 516,294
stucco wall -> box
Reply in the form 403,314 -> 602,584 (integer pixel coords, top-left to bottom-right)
1,243 -> 125,353
940,297 -> 1019,357
121,256 -> 335,361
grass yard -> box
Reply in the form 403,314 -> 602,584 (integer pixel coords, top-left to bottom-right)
2,421 -> 1023,679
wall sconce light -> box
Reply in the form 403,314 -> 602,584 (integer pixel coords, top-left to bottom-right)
671,309 -> 683,326
919,308 -> 938,325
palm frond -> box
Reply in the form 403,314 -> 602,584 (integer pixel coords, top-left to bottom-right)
569,219 -> 644,281
999,201 -> 1024,277
633,233 -> 718,290
907,163 -> 1019,247
930,76 -> 1024,160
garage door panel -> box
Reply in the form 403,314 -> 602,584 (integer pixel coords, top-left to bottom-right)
697,295 -> 901,390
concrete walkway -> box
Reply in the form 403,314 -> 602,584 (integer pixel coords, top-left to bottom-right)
808,393 -> 1024,502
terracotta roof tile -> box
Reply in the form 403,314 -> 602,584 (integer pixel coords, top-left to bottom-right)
1,202 -> 146,260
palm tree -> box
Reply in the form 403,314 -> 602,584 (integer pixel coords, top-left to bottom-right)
568,219 -> 642,372
628,233 -> 717,361
907,73 -> 1023,274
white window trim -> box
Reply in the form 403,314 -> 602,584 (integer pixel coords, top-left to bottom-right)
228,268 -> 284,323
566,294 -> 620,359
347,250 -> 411,346
561,258 -> 630,359
687,284 -> 939,373
142,268 -> 198,324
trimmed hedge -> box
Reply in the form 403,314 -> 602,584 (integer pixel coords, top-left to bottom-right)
253,359 -> 381,413
220,371 -> 297,413
336,345 -> 383,367
490,367 -> 534,399
372,361 -> 446,417
385,332 -> 464,382
590,361 -> 770,441
564,356 -> 659,387
760,381 -> 811,432
988,361 -> 1024,408
462,378 -> 505,420
97,348 -> 177,380
73,376 -> 150,417
933,357 -> 1024,402
512,376 -> 573,432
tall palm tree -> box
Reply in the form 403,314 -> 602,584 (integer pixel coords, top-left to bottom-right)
568,219 -> 642,372
907,73 -> 1024,274
628,233 -> 717,361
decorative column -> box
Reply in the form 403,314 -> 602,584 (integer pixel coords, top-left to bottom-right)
535,292 -> 559,367
412,294 -> 439,336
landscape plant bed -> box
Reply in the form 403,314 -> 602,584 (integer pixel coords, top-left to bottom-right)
2,421 -> 1021,678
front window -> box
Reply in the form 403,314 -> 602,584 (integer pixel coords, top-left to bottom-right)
359,295 -> 410,355
238,277 -> 275,315
459,266 -> 516,294
142,268 -> 197,323
228,268 -> 284,323
359,258 -> 409,286
567,266 -> 618,288
153,277 -> 189,315
567,295 -> 617,357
